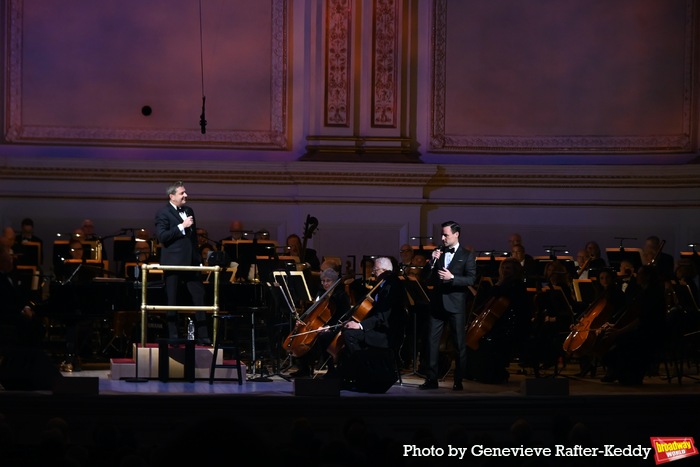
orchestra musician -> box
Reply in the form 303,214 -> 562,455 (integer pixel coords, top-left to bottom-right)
14,217 -> 44,268
578,241 -> 607,279
155,181 -> 210,344
643,236 -> 674,281
0,239 -> 45,351
510,243 -> 538,284
338,256 -> 407,389
572,268 -> 625,377
55,238 -> 101,372
466,257 -> 532,384
598,264 -> 666,384
398,244 -> 415,276
526,260 -> 575,375
419,221 -> 477,391
289,267 -> 350,379
286,234 -> 321,272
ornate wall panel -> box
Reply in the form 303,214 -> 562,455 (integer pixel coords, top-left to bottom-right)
305,0 -> 419,161
325,0 -> 352,127
371,0 -> 398,128
4,0 -> 288,149
430,0 -> 697,154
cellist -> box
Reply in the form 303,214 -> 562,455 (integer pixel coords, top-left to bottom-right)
465,257 -> 532,384
289,267 -> 350,378
337,257 -> 407,385
570,268 -> 625,377
598,264 -> 666,384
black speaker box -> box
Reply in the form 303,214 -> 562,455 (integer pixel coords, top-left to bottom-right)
293,378 -> 340,397
0,347 -> 63,391
342,348 -> 398,394
520,378 -> 569,396
53,376 -> 99,395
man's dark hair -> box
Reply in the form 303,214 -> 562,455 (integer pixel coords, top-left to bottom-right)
442,220 -> 460,235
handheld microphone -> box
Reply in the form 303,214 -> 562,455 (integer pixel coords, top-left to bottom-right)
429,246 -> 447,268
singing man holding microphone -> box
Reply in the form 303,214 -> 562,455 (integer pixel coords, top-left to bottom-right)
419,220 -> 477,391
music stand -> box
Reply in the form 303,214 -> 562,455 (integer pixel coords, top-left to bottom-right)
400,276 -> 430,377
260,281 -> 296,381
221,240 -> 239,263
16,241 -> 42,267
82,240 -> 101,261
476,256 -> 503,280
572,279 -> 597,306
605,248 -> 643,272
533,256 -> 576,277
113,236 -> 136,262
535,286 -> 575,378
273,270 -> 312,305
233,240 -> 278,281
257,256 -> 296,284
53,240 -> 71,270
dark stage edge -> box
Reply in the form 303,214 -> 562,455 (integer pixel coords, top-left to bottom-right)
1,368 -> 698,467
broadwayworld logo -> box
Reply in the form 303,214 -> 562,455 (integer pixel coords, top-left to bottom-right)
650,437 -> 698,465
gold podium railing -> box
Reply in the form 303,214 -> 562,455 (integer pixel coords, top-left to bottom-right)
140,264 -> 221,346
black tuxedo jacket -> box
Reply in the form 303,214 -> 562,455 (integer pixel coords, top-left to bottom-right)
155,203 -> 199,266
422,246 -> 478,314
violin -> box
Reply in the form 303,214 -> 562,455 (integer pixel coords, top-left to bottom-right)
282,278 -> 342,357
326,279 -> 384,361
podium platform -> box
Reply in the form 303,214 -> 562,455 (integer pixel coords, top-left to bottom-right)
109,343 -> 247,382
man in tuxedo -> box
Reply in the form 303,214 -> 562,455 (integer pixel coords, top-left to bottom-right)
155,181 -> 210,344
420,220 -> 477,390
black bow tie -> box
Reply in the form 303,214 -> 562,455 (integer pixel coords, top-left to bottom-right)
444,247 -> 455,254
176,207 -> 184,213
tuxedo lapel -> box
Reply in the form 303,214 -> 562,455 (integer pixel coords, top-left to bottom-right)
447,248 -> 465,272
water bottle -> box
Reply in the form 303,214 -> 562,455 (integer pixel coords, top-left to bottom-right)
187,318 -> 195,341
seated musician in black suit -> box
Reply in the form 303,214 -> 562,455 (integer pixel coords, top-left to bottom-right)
599,265 -> 666,384
0,240 -> 45,351
527,261 -> 575,375
466,257 -> 532,384
14,217 -> 44,268
338,256 -> 407,390
54,238 -> 103,372
510,243 -> 538,285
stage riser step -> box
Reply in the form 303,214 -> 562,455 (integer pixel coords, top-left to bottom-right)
109,345 -> 246,382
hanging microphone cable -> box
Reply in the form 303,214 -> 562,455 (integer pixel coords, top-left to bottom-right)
198,0 -> 207,134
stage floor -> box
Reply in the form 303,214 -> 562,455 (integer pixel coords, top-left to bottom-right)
66,362 -> 700,398
2,361 -> 699,467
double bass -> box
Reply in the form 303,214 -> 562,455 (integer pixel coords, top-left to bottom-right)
326,279 -> 384,361
282,278 -> 342,357
299,214 -> 318,268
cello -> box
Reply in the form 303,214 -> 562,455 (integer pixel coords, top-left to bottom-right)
326,279 -> 385,361
282,278 -> 342,357
562,295 -> 614,356
465,295 -> 511,351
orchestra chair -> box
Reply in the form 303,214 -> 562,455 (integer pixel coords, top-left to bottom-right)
13,265 -> 40,294
209,314 -> 243,385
